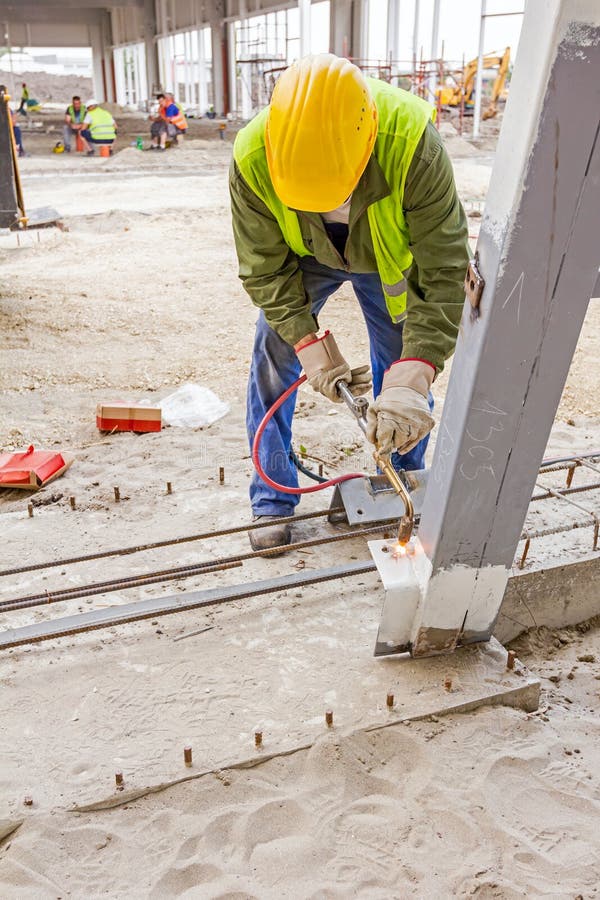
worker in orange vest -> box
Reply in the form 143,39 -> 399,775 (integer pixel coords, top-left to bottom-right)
161,93 -> 187,146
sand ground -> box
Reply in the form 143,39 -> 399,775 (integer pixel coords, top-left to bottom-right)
1,112 -> 599,898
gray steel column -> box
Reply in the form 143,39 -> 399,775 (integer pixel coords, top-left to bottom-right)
411,0 -> 600,656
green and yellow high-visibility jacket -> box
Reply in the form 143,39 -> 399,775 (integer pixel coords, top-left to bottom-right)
230,79 -> 470,372
68,103 -> 87,123
87,107 -> 116,141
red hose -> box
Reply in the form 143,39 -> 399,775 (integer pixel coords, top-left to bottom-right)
253,377 -> 600,497
251,374 -> 365,495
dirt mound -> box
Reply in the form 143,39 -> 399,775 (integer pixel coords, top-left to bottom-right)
4,70 -> 93,104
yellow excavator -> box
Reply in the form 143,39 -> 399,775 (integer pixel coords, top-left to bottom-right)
437,47 -> 510,119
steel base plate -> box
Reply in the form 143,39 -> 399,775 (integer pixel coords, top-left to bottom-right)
329,471 -> 428,526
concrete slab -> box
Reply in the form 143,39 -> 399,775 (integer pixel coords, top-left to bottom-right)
496,553 -> 600,643
0,576 -> 539,812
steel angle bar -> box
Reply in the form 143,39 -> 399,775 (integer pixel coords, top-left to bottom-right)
0,560 -> 378,651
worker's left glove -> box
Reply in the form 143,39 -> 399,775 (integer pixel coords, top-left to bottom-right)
296,331 -> 372,403
366,360 -> 435,455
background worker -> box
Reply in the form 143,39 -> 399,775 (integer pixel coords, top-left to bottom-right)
230,54 -> 470,551
162,92 -> 187,145
18,82 -> 28,116
81,100 -> 117,156
63,96 -> 87,153
149,93 -> 168,150
10,108 -> 25,157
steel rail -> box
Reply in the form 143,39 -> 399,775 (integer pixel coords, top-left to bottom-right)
0,522 -> 394,614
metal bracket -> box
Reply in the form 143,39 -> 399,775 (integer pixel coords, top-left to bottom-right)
328,469 -> 429,527
369,538 -> 421,656
464,252 -> 485,320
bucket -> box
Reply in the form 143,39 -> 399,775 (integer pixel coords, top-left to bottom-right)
99,144 -> 111,158
75,133 -> 84,152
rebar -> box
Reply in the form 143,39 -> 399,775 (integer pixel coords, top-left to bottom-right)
0,507 -> 349,578
530,481 -> 600,502
0,524 -> 391,614
4,454 -> 598,581
0,560 -> 243,613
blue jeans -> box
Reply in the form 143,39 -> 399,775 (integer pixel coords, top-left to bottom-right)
247,256 -> 433,516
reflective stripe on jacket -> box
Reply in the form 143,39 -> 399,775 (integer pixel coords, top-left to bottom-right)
233,79 -> 434,322
88,107 -> 116,141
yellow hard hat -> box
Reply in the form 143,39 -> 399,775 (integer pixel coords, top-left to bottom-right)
266,54 -> 378,212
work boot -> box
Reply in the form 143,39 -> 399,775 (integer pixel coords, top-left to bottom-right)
248,516 -> 292,555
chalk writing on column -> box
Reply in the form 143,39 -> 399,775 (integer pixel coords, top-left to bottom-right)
501,271 -> 525,324
433,421 -> 455,487
460,400 -> 508,482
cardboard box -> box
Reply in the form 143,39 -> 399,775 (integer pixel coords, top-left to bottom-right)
96,402 -> 162,433
0,446 -> 73,490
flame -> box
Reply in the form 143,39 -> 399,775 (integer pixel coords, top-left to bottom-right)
392,542 -> 407,559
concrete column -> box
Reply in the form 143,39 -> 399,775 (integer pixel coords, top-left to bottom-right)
412,0 -> 419,63
405,0 -> 600,657
210,0 -> 228,115
329,0 -> 353,56
143,0 -> 159,97
198,27 -> 208,112
101,11 -> 116,103
386,0 -> 400,66
427,0 -> 440,99
299,0 -> 311,56
89,23 -> 106,101
472,0 -> 486,139
352,0 -> 369,61
112,47 -> 123,104
227,21 -> 237,114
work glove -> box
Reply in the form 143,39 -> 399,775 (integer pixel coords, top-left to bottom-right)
366,360 -> 435,455
296,331 -> 372,403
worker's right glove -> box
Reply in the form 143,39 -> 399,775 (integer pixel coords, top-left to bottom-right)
366,359 -> 435,455
295,331 -> 372,403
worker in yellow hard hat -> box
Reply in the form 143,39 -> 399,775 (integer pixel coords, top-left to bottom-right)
230,53 -> 470,551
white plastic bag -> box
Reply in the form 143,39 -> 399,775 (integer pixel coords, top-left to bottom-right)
160,383 -> 229,428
